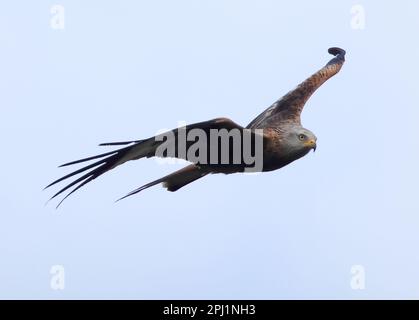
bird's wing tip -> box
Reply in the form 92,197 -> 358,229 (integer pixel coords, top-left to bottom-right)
328,47 -> 346,57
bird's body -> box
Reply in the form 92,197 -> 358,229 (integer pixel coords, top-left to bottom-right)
46,47 -> 346,207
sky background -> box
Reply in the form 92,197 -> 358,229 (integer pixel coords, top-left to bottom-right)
1,0 -> 419,299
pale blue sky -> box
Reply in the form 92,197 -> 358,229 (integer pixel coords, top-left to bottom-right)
1,1 -> 419,299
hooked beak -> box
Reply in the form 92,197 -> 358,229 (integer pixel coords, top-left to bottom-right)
304,139 -> 317,152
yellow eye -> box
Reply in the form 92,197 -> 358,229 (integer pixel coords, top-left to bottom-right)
298,134 -> 306,141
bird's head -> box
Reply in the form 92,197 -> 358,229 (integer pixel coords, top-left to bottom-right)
284,127 -> 317,155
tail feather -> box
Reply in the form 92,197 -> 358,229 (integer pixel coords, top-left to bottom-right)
163,165 -> 207,192
117,164 -> 207,201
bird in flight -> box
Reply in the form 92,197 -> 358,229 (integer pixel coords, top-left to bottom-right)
46,47 -> 346,207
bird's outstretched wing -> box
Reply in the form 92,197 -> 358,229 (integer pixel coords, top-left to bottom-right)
45,117 -> 243,207
246,47 -> 346,129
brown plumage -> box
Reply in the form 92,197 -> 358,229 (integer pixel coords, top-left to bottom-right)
45,47 -> 346,207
